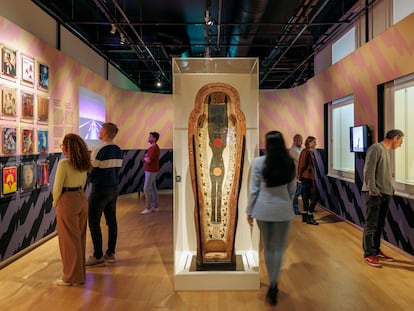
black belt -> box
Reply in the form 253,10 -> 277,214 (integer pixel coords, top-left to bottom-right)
62,187 -> 82,192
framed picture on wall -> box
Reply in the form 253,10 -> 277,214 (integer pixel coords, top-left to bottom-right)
20,161 -> 36,192
2,165 -> 17,196
21,54 -> 34,86
38,63 -> 49,91
21,92 -> 35,122
38,129 -> 48,154
37,96 -> 49,123
21,128 -> 34,154
1,45 -> 17,80
36,160 -> 49,188
1,86 -> 17,119
1,127 -> 16,155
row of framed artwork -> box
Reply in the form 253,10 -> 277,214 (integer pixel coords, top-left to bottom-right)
2,127 -> 48,156
1,85 -> 49,122
1,44 -> 49,91
1,161 -> 49,197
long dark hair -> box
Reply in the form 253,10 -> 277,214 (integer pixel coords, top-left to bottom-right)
263,131 -> 296,187
62,134 -> 93,172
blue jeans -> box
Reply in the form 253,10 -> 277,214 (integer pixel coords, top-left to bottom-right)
144,171 -> 158,209
88,186 -> 118,258
256,220 -> 291,287
292,182 -> 302,212
362,193 -> 390,257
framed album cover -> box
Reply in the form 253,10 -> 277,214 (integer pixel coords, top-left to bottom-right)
1,86 -> 17,118
21,162 -> 36,192
36,161 -> 49,188
1,127 -> 16,155
37,96 -> 49,123
21,54 -> 34,86
38,129 -> 48,154
38,63 -> 49,91
2,165 -> 17,195
1,45 -> 17,79
21,92 -> 35,122
21,128 -> 34,154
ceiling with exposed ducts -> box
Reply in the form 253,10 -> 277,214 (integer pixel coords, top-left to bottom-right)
32,0 -> 366,94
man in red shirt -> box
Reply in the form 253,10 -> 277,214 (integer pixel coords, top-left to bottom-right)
140,132 -> 160,215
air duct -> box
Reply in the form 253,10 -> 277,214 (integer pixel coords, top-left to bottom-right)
227,0 -> 269,57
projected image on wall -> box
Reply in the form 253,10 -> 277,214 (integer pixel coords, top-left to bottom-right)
79,87 -> 106,148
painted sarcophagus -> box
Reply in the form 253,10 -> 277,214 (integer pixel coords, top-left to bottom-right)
188,83 -> 246,270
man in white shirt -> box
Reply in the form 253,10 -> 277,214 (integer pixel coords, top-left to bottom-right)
289,134 -> 303,215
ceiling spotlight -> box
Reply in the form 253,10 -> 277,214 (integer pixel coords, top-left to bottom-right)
110,24 -> 116,34
156,80 -> 162,88
204,9 -> 214,26
120,33 -> 126,45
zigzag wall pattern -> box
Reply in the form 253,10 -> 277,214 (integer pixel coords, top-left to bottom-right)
0,150 -> 173,263
313,149 -> 414,256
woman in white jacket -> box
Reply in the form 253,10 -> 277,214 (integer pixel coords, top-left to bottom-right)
246,131 -> 296,305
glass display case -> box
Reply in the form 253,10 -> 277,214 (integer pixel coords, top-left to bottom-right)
173,58 -> 260,290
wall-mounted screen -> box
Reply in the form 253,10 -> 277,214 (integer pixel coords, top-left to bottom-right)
350,125 -> 371,152
79,87 -> 106,148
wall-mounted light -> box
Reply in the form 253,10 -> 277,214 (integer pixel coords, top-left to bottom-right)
110,24 -> 116,34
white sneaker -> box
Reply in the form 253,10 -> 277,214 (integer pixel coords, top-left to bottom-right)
140,208 -> 152,215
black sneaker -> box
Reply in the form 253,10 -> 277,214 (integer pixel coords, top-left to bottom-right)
265,285 -> 278,305
306,214 -> 319,225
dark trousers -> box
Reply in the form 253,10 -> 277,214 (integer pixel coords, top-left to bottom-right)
301,178 -> 318,213
88,186 -> 118,258
362,194 -> 390,257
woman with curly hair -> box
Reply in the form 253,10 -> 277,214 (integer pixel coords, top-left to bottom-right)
246,131 -> 296,305
53,133 -> 92,286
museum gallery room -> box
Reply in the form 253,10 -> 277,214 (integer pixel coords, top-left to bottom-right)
1,0 -> 414,310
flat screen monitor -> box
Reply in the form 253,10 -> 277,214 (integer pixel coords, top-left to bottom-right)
350,125 -> 371,152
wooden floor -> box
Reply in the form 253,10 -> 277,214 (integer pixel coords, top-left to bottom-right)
1,192 -> 414,311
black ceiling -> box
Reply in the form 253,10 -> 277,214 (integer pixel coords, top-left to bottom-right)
32,0 -> 362,94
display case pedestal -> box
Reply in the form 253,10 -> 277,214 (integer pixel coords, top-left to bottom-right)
174,250 -> 259,290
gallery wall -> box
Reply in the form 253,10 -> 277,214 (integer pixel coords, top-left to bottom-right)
256,13 -> 414,256
0,15 -> 173,265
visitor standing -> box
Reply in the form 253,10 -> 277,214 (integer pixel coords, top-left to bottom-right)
53,134 -> 92,285
289,133 -> 303,215
297,136 -> 319,225
140,132 -> 161,215
86,122 -> 123,267
362,129 -> 404,267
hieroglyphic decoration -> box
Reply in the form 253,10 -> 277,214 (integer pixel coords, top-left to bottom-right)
189,83 -> 246,270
